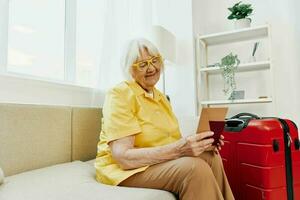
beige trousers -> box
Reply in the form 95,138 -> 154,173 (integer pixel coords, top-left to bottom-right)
119,151 -> 235,200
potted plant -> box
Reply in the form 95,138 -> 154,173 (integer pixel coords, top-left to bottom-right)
216,53 -> 240,100
228,1 -> 253,29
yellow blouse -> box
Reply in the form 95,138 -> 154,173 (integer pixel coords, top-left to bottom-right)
95,81 -> 181,185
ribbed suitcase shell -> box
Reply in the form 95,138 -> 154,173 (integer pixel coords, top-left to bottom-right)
220,117 -> 300,200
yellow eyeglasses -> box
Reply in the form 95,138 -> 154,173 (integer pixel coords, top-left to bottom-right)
132,55 -> 162,72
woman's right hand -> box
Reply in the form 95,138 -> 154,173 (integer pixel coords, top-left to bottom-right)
177,131 -> 215,157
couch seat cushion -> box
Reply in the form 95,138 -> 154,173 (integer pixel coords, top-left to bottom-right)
0,161 -> 175,200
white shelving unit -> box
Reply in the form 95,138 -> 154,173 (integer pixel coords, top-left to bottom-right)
200,98 -> 272,106
199,61 -> 270,74
195,25 -> 274,111
198,25 -> 268,46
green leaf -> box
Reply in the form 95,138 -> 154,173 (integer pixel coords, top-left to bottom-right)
227,1 -> 253,20
217,53 -> 240,95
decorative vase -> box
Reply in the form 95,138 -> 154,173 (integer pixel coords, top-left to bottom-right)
234,18 -> 251,29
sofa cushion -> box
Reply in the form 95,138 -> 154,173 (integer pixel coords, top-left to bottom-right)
0,103 -> 72,176
0,161 -> 175,200
71,107 -> 102,161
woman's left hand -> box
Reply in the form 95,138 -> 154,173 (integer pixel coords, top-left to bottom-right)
214,135 -> 225,154
205,135 -> 225,154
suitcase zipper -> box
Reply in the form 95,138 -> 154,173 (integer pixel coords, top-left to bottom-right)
278,119 -> 294,200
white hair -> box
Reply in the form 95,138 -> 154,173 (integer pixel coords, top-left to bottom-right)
121,38 -> 163,80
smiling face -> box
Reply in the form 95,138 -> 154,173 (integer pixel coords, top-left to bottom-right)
130,47 -> 162,92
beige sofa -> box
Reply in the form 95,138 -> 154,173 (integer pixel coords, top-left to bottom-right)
0,103 -> 176,200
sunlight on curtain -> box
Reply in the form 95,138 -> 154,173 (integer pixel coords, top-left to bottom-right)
76,0 -> 106,87
95,0 -> 153,90
87,0 -> 154,105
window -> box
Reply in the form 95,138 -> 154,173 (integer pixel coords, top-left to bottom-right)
7,0 -> 65,80
0,0 -> 153,88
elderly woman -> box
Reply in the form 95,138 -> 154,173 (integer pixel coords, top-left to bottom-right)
95,38 -> 234,200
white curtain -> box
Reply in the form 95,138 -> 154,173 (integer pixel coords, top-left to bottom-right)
97,0 -> 152,91
90,0 -> 153,105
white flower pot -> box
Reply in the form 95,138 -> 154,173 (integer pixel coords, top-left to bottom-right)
234,18 -> 251,29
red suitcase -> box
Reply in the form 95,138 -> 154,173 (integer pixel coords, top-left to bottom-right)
220,113 -> 300,200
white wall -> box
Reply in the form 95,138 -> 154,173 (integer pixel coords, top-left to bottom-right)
192,0 -> 300,126
271,0 -> 300,126
0,73 -> 103,107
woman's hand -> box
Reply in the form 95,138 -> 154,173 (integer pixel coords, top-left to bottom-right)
177,131 -> 215,157
211,134 -> 225,154
217,135 -> 225,150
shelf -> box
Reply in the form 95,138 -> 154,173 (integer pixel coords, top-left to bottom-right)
199,61 -> 271,74
201,98 -> 272,105
195,24 -> 274,113
198,25 -> 268,46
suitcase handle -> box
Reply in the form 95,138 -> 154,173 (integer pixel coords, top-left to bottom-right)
230,113 -> 260,119
225,119 -> 245,127
225,119 -> 246,132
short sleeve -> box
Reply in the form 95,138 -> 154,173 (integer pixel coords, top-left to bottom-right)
102,87 -> 141,142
